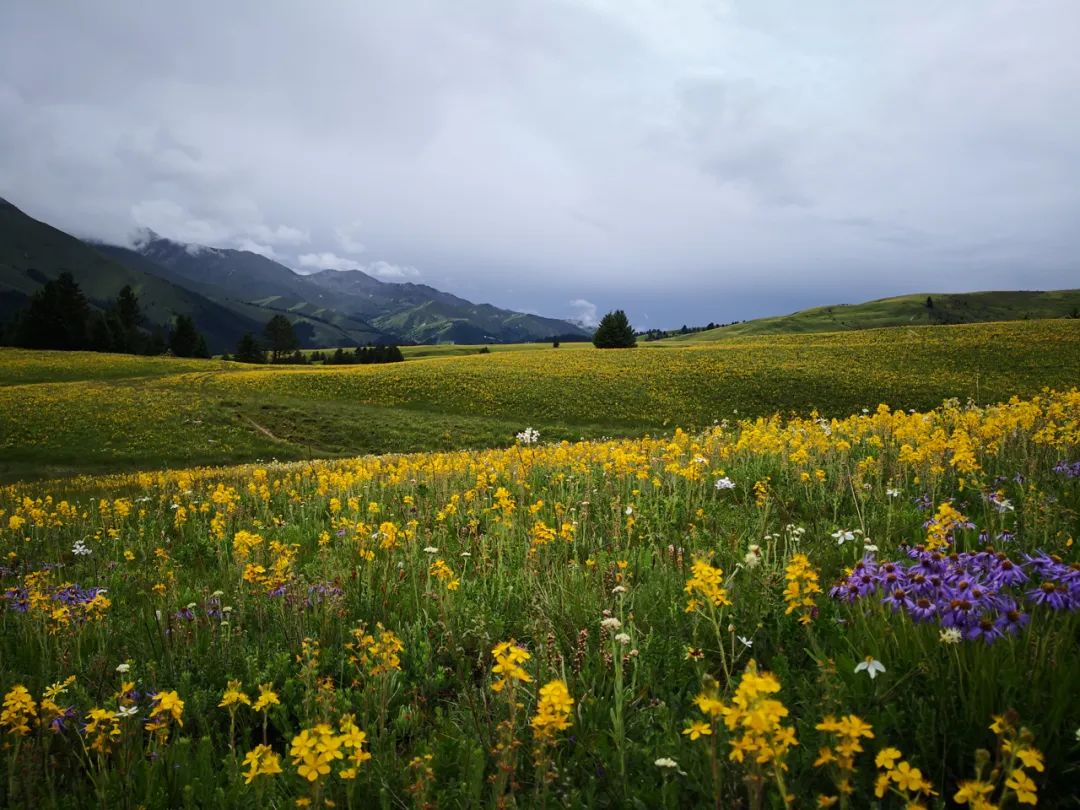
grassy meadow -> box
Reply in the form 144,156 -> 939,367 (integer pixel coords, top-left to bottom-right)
1,319 -> 1079,808
1,319 -> 1079,481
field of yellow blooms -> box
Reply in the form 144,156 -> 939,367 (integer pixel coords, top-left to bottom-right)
2,387 -> 1078,807
2,319 -> 1079,481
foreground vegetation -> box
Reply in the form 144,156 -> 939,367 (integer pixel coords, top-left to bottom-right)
1,388 -> 1078,807
1,320 -> 1078,481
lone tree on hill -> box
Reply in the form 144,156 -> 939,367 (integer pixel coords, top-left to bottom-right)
264,314 -> 299,361
592,309 -> 637,349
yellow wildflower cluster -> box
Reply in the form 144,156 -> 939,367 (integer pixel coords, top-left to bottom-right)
1,685 -> 37,735
925,502 -> 970,551
873,746 -> 936,804
40,676 -> 76,732
348,622 -> 405,676
85,708 -> 122,753
429,558 -> 460,591
689,661 -> 797,769
783,554 -> 821,625
241,744 -> 283,784
530,680 -> 574,741
953,714 -> 1043,808
241,540 -> 298,593
146,690 -> 184,738
289,715 -> 371,782
814,714 -> 875,803
491,640 -> 533,692
684,559 -> 731,613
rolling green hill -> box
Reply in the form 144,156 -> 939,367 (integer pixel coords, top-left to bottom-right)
662,289 -> 1080,342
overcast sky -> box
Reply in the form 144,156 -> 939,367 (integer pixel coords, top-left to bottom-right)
2,1 -> 1078,329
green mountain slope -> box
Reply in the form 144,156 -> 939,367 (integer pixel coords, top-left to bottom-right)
118,235 -> 588,344
307,268 -> 588,343
663,290 -> 1080,342
97,244 -> 389,347
0,198 -> 267,352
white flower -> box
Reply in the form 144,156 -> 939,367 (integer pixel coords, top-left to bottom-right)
737,636 -> 753,648
601,617 -> 622,630
625,506 -> 634,516
655,757 -> 679,769
939,628 -> 962,645
423,546 -> 439,554
460,551 -> 472,557
743,550 -> 761,568
211,590 -> 224,598
832,529 -> 856,545
854,656 -> 886,679
886,487 -> 901,498
612,585 -> 628,594
515,427 -> 540,445
117,705 -> 139,718
615,633 -> 631,645
714,477 -> 735,490
72,540 -> 92,556
116,663 -> 131,673
863,544 -> 879,553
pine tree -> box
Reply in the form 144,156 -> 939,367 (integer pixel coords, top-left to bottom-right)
592,310 -> 637,349
264,314 -> 298,362
16,272 -> 90,349
169,315 -> 202,357
234,333 -> 266,364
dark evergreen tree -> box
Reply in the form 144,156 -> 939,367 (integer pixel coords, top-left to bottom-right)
592,310 -> 637,349
234,332 -> 266,363
89,314 -> 115,352
194,334 -> 211,359
16,272 -> 90,349
926,296 -> 934,309
169,315 -> 202,357
264,314 -> 299,362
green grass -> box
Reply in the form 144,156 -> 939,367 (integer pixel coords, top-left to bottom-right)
2,319 -> 1078,481
664,289 -> 1080,342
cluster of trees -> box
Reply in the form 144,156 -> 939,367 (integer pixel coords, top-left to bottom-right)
313,345 -> 405,365
2,272 -> 210,357
229,315 -> 404,365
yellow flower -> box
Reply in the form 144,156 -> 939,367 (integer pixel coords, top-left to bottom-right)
219,680 -> 251,709
1015,747 -> 1045,773
253,684 -> 280,712
954,780 -> 995,805
890,761 -> 925,792
242,744 -> 283,784
683,721 -> 712,741
1004,768 -> 1038,805
875,747 -> 902,770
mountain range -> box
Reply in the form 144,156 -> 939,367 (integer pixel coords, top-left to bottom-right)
0,197 -> 588,352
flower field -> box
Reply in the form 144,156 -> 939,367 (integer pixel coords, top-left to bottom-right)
2,387 -> 1078,807
2,319 -> 1079,480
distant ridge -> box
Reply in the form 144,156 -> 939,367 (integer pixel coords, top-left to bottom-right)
662,289 -> 1080,342
0,195 -> 589,349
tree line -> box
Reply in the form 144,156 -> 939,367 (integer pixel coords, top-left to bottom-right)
1,272 -> 210,357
